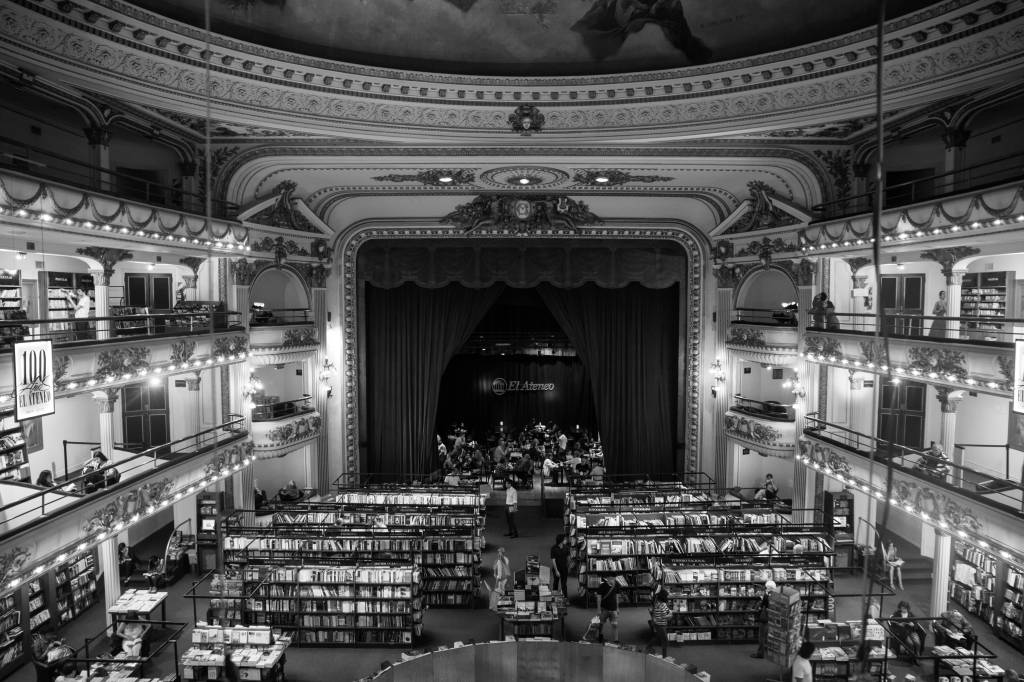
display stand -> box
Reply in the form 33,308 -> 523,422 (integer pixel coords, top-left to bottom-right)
181,624 -> 289,682
765,586 -> 801,682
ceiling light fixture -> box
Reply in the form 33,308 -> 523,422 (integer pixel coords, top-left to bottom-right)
595,176 -> 610,183
518,178 -> 531,185
438,176 -> 453,184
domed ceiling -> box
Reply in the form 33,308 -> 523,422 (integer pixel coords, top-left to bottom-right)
125,0 -> 938,76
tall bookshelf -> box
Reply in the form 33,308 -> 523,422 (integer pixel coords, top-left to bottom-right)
961,271 -> 1016,339
0,593 -> 22,677
26,578 -> 50,635
765,586 -> 802,670
52,552 -> 98,625
950,541 -> 997,626
0,409 -> 28,483
997,565 -> 1024,648
244,563 -> 422,646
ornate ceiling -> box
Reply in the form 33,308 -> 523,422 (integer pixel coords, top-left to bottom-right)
122,0 -> 937,77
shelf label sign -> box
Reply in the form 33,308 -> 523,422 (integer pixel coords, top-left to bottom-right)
1015,339 -> 1024,415
491,378 -> 555,396
13,340 -> 55,421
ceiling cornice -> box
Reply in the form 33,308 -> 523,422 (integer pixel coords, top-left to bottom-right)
1,0 -> 1021,143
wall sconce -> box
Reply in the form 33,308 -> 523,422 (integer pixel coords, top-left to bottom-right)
782,370 -> 806,400
318,358 -> 336,398
709,360 -> 726,398
241,371 -> 264,410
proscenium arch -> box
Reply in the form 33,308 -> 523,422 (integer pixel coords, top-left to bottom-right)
336,220 -> 712,478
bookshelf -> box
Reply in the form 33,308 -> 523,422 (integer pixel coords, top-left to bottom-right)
950,541 -> 997,626
0,270 -> 22,310
997,565 -> 1024,648
0,593 -> 22,677
52,552 -> 97,625
961,271 -> 1016,339
765,586 -> 801,669
0,409 -> 28,483
243,563 -> 422,646
208,572 -> 246,627
26,578 -> 50,634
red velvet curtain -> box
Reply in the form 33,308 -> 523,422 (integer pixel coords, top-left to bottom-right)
365,282 -> 505,478
537,283 -> 679,475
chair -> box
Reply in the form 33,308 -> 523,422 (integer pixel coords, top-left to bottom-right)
33,659 -> 55,682
491,469 -> 507,490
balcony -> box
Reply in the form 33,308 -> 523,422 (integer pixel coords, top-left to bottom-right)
802,415 -> 1023,519
250,396 -> 321,457
0,418 -> 252,586
800,313 -> 1016,397
724,396 -> 797,458
726,309 -> 800,365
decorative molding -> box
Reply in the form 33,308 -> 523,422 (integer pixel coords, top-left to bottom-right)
231,258 -> 268,286
251,236 -> 310,264
573,170 -> 673,186
727,327 -> 767,348
53,355 -> 72,386
170,339 -> 197,365
843,257 -> 872,274
919,246 -> 982,281
75,247 -> 133,284
775,259 -> 816,287
907,346 -> 968,382
712,263 -> 756,289
179,257 -> 206,277
859,340 -> 885,366
934,386 -> 965,413
257,413 -> 322,450
724,412 -> 795,456
725,181 -> 801,234
479,166 -> 568,189
997,354 -> 1013,384
804,336 -> 842,358
202,440 -> 253,478
213,336 -> 249,357
372,169 -> 476,186
92,387 -> 119,413
813,150 -> 852,206
81,478 -> 173,536
735,236 -> 797,259
294,262 -> 330,288
247,180 -> 318,232
96,346 -> 151,379
341,223 -> 708,474
508,105 -> 544,135
281,328 -> 318,348
247,347 -> 318,365
442,194 -> 601,234
0,547 -> 32,588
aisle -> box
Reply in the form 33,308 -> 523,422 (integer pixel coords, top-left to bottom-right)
8,505 -> 1024,682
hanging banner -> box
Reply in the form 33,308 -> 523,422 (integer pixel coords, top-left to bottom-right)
1014,339 -> 1024,415
13,340 -> 55,421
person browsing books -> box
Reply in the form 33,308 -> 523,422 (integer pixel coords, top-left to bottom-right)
646,589 -> 670,657
550,534 -> 570,597
504,482 -> 519,538
750,579 -> 777,658
493,547 -> 512,594
792,641 -> 816,681
596,576 -> 620,643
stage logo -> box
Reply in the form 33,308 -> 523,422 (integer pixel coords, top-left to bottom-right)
491,377 -> 555,395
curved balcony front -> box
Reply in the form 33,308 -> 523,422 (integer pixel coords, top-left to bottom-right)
724,396 -> 797,459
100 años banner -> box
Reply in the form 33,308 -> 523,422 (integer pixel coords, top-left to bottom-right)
14,340 -> 55,421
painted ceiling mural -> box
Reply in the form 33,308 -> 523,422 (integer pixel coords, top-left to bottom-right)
124,0 -> 939,76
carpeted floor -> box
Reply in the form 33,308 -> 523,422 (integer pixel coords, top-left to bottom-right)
7,502 -> 1024,682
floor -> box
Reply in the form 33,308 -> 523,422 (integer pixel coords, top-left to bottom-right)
9,498 -> 1024,682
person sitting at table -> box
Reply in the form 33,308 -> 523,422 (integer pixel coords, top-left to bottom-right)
590,461 -> 606,486
36,469 -> 55,487
937,609 -> 977,649
54,660 -> 81,682
116,612 -> 147,657
118,543 -> 139,584
890,600 -> 927,664
542,455 -> 560,485
82,450 -> 107,492
145,555 -> 166,590
514,455 -> 535,487
254,482 -> 268,510
278,480 -> 302,502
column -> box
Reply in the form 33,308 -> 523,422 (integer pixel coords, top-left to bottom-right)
178,161 -> 198,213
712,287 -> 733,482
852,162 -> 871,203
311,287 -> 329,493
91,269 -> 111,341
937,388 -> 964,486
83,125 -> 112,192
232,462 -> 254,526
946,269 -> 965,341
930,529 -> 953,616
93,389 -> 117,459
942,126 -> 970,192
231,284 -> 251,332
803,465 -> 818,526
185,372 -> 202,449
97,537 -> 120,626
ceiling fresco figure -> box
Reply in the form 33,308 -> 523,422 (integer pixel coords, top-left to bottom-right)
572,0 -> 710,62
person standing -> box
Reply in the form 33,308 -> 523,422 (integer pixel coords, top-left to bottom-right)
557,430 -> 568,454
885,540 -> 905,590
550,534 -> 570,597
493,547 -> 512,594
504,482 -> 519,538
929,290 -> 948,337
751,579 -> 777,658
792,641 -> 816,681
646,590 -> 670,657
67,287 -> 92,340
596,576 -> 620,643
810,293 -> 827,329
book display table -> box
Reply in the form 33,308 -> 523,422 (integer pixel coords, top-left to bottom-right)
108,590 -> 168,622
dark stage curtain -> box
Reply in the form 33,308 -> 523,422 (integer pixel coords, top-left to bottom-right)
436,355 -> 598,438
365,282 -> 505,478
537,283 -> 679,475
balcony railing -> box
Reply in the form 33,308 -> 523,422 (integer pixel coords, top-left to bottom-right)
0,415 -> 246,537
0,134 -> 238,217
732,307 -> 799,327
804,312 -> 1024,345
804,414 -> 1024,515
730,395 -> 795,422
811,152 -> 1024,220
249,308 -> 313,327
251,395 -> 313,422
0,310 -> 244,348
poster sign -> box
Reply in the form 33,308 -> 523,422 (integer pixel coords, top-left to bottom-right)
491,378 -> 555,396
1015,340 -> 1024,415
13,340 -> 55,421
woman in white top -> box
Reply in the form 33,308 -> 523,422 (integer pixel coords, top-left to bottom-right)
66,288 -> 91,340
792,641 -> 816,681
493,547 -> 512,594
885,539 -> 905,590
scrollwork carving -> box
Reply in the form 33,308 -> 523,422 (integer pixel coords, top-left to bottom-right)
804,336 -> 842,358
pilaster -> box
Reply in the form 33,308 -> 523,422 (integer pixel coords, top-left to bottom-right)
90,269 -> 111,341
83,125 -> 112,192
93,389 -> 118,459
97,537 -> 120,626
930,529 -> 953,616
713,287 -> 733,482
232,463 -> 255,527
946,269 -> 965,340
942,126 -> 970,191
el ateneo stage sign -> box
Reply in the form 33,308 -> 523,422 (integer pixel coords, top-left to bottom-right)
14,340 -> 56,421
491,377 -> 555,396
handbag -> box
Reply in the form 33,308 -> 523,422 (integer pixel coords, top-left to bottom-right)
510,503 -> 518,513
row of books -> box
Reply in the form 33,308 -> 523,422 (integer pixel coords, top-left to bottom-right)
334,492 -> 485,507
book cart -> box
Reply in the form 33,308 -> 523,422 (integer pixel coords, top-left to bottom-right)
805,617 -> 891,680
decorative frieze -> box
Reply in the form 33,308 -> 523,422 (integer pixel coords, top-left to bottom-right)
442,194 -> 600,234
96,347 -> 151,379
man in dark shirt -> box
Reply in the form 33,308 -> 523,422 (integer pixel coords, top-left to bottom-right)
596,576 -> 619,643
550,534 -> 571,597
